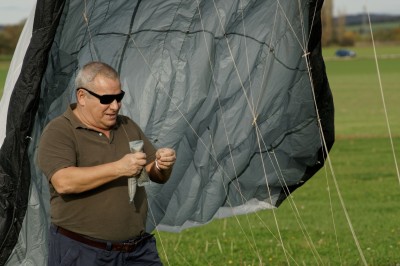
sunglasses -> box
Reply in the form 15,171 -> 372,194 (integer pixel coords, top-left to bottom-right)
78,87 -> 125,104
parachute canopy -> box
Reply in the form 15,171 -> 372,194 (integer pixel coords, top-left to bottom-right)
0,0 -> 333,264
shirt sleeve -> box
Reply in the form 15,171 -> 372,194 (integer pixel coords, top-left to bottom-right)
37,117 -> 77,180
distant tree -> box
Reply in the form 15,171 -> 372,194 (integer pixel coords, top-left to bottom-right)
372,27 -> 400,42
321,0 -> 333,46
393,27 -> 400,41
0,20 -> 25,55
340,31 -> 356,46
0,33 -> 11,54
335,10 -> 347,45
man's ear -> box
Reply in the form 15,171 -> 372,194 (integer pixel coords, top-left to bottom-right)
76,89 -> 86,106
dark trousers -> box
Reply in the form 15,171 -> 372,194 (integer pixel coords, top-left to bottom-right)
48,225 -> 163,266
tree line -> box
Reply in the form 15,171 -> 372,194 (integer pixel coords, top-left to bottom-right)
0,21 -> 25,55
322,0 -> 400,46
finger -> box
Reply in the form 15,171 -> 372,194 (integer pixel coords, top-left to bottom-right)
158,156 -> 175,163
134,152 -> 147,159
157,148 -> 175,156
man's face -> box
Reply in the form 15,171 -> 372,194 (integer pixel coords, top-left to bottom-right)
79,76 -> 123,131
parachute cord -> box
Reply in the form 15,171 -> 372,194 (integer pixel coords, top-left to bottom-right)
195,1 -> 264,262
305,1 -> 342,263
302,1 -> 342,264
320,149 -> 344,265
254,3 -> 278,114
255,127 -> 323,265
200,1 -> 331,264
239,0 -> 255,112
147,204 -> 172,266
210,0 -> 258,122
254,2 -> 327,263
204,1 -> 318,264
207,2 -> 289,263
82,0 -> 99,61
296,0 -> 308,49
366,8 -> 400,185
307,0 -> 319,45
253,128 -> 291,265
303,49 -> 369,265
276,0 -> 306,51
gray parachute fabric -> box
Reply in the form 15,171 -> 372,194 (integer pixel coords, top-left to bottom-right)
0,0 -> 334,264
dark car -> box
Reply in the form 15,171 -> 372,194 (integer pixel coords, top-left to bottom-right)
335,49 -> 356,58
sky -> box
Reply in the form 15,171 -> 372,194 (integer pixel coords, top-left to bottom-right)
0,0 -> 399,25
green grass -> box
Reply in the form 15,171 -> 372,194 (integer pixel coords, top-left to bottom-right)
326,57 -> 400,137
1,44 -> 399,265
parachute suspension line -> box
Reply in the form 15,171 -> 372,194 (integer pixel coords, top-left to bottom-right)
146,206 -> 172,266
276,0 -> 306,51
254,2 -> 279,114
306,0 -> 319,45
301,36 -> 369,266
82,0 -> 99,61
366,7 -> 400,185
254,126 -> 323,265
194,0 -> 243,201
320,152 -> 344,265
239,0 -> 255,112
271,154 -> 323,265
213,2 -> 318,261
253,127 -> 291,265
254,2 -> 327,263
295,0 -> 308,49
303,1 -> 343,263
276,2 -> 366,263
202,1 -> 318,263
278,1 -> 367,263
210,0 -> 258,122
194,1 -> 264,262
318,128 -> 368,266
208,130 -> 264,263
206,1 -> 324,263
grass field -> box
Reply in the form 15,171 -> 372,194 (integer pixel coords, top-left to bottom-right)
1,45 -> 399,265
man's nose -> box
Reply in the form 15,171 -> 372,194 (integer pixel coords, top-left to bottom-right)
109,99 -> 120,109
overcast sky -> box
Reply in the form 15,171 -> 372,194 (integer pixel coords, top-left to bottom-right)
0,0 -> 399,25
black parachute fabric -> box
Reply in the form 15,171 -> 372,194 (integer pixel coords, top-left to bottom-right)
0,0 -> 334,264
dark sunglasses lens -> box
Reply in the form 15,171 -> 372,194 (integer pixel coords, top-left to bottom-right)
99,91 -> 125,104
115,91 -> 125,102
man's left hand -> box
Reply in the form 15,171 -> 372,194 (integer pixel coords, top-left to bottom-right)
155,148 -> 176,171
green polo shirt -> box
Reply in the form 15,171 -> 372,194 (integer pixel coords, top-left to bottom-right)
37,104 -> 156,241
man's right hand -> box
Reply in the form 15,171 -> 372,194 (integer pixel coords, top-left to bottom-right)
117,152 -> 147,177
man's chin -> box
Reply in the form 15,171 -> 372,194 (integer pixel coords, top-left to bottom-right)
103,118 -> 117,128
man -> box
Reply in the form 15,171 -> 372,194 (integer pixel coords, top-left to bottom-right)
37,61 -> 176,265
